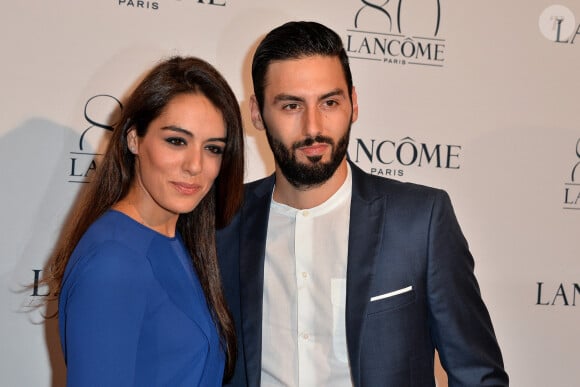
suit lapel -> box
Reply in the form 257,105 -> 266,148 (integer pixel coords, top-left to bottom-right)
345,163 -> 386,385
239,176 -> 275,386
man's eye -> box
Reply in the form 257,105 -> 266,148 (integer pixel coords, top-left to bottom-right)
323,100 -> 338,107
283,103 -> 300,110
166,137 -> 187,146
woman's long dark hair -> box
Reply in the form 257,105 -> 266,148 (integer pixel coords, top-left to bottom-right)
46,56 -> 243,380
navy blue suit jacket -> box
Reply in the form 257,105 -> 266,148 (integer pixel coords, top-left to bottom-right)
217,162 -> 508,386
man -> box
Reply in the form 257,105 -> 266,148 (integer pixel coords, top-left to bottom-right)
217,21 -> 508,386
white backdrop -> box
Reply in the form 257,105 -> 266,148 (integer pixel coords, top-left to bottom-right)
1,1 -> 579,386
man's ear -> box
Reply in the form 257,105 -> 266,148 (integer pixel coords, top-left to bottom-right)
351,86 -> 359,124
127,128 -> 139,154
249,95 -> 265,131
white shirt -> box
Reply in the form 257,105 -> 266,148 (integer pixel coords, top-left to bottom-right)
261,165 -> 353,386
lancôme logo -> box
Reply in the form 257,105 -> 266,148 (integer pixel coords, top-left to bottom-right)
346,0 -> 445,67
539,5 -> 580,44
68,94 -> 121,184
563,138 -> 580,210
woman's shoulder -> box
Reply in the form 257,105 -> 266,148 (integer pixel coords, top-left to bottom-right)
76,210 -> 158,255
62,212 -> 156,288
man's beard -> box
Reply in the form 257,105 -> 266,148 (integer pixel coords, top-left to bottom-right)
264,124 -> 351,190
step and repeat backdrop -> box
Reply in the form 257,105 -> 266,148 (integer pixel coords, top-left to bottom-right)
1,1 -> 579,386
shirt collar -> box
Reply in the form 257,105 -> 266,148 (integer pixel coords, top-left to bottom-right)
271,163 -> 352,217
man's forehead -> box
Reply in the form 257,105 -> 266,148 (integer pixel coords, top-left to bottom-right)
263,56 -> 348,95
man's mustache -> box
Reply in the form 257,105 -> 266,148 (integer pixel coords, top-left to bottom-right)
293,135 -> 334,149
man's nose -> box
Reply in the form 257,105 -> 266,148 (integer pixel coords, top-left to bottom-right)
302,107 -> 322,138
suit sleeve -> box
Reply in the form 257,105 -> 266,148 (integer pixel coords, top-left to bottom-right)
426,190 -> 509,386
61,242 -> 148,387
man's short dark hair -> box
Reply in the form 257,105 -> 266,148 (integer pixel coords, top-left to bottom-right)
251,21 -> 353,112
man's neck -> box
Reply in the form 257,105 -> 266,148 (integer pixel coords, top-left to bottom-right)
272,160 -> 348,210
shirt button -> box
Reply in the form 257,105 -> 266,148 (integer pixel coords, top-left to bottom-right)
302,210 -> 309,217
303,333 -> 309,340
302,272 -> 308,278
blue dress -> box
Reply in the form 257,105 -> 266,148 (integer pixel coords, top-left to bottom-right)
59,210 -> 225,386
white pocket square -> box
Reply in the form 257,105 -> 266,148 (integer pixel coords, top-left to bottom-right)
370,285 -> 413,302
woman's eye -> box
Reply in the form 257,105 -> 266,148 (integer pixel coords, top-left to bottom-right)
206,145 -> 224,155
166,137 -> 186,146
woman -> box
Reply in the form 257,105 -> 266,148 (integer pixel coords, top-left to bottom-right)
46,56 -> 243,386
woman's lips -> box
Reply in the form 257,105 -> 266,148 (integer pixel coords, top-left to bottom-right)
172,182 -> 201,195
